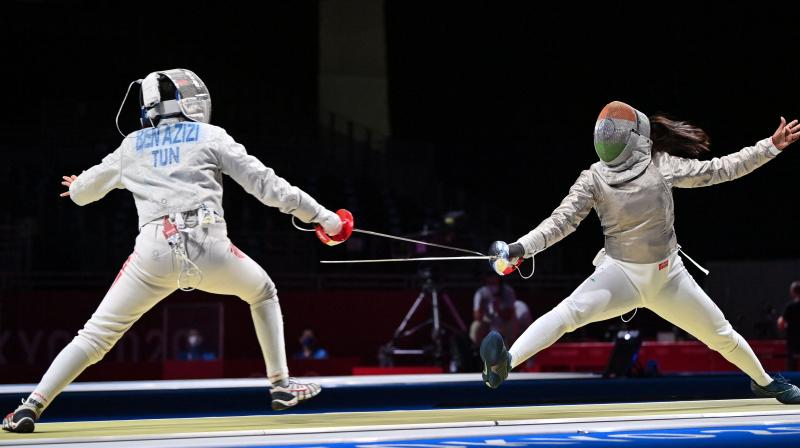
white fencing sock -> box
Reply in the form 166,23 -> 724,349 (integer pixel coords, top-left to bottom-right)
250,296 -> 289,385
26,341 -> 94,416
720,333 -> 772,387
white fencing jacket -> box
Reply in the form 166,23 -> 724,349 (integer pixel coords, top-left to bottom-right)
516,137 -> 781,263
69,120 -> 338,229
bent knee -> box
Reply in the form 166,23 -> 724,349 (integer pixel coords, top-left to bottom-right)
551,303 -> 575,333
75,319 -> 131,364
704,324 -> 740,354
245,280 -> 278,307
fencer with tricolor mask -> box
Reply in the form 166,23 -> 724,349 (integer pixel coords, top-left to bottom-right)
483,100 -> 788,394
515,100 -> 778,263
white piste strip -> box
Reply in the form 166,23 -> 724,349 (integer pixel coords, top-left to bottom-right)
0,421 -> 500,446
0,372 -> 598,394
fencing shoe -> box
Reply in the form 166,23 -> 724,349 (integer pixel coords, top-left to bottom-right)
2,400 -> 39,433
751,375 -> 800,404
270,379 -> 322,411
481,330 -> 511,389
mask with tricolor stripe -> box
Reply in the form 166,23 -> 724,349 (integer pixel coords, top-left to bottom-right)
593,101 -> 651,165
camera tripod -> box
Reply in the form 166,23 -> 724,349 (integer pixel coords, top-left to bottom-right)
380,274 -> 466,367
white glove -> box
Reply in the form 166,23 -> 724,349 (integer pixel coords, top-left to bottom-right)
318,211 -> 343,236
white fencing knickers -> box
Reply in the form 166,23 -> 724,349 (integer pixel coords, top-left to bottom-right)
508,251 -> 773,387
25,219 -> 289,414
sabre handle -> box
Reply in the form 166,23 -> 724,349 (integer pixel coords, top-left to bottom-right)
316,209 -> 354,246
488,241 -> 523,276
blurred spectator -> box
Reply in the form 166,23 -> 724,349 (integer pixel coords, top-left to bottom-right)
294,329 -> 329,360
777,281 -> 800,370
755,305 -> 779,339
176,329 -> 217,361
470,276 -> 532,345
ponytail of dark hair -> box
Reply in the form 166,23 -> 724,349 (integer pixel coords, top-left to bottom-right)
649,114 -> 711,158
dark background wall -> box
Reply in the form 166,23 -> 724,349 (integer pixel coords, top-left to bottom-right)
385,3 -> 800,268
1,2 -> 798,378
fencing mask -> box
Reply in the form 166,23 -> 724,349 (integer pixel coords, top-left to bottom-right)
140,68 -> 211,127
592,101 -> 652,185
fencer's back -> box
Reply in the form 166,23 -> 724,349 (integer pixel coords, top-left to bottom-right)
121,121 -> 227,227
70,119 -> 328,230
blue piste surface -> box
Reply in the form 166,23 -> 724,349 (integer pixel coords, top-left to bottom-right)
256,424 -> 800,448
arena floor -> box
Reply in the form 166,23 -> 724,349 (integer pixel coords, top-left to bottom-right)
3,398 -> 800,447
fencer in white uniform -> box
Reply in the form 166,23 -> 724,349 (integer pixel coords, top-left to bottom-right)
3,69 -> 353,433
481,101 -> 800,404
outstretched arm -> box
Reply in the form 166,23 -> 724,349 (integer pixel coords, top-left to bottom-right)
513,170 -> 597,257
213,130 -> 341,233
662,118 -> 799,189
61,148 -> 124,205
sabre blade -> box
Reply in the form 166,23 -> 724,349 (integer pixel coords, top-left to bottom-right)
352,229 -> 485,256
320,255 -> 494,264
291,216 -> 485,256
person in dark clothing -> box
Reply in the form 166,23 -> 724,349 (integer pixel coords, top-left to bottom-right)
778,281 -> 800,371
